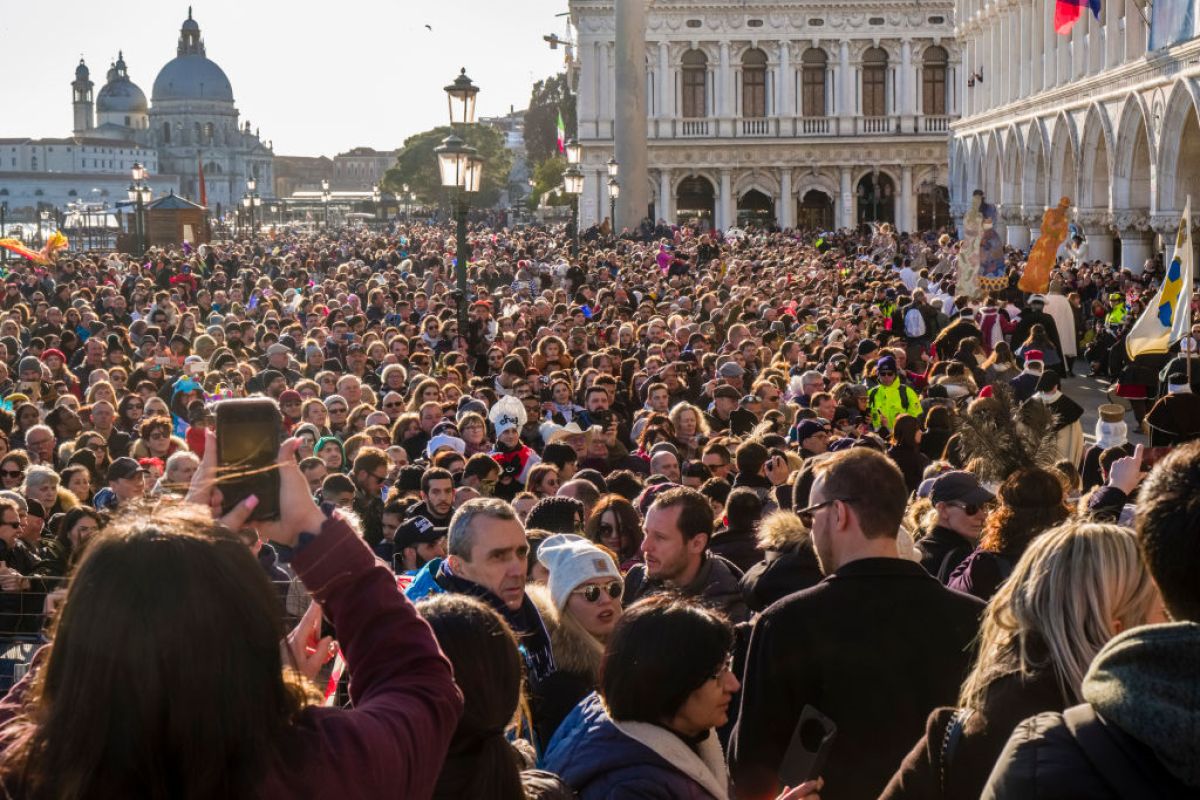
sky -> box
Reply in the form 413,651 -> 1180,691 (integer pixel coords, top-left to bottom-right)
2,0 -> 571,156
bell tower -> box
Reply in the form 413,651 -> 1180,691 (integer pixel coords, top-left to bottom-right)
72,57 -> 94,135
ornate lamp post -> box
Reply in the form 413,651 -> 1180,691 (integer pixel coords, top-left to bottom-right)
321,178 -> 331,229
129,161 -> 150,257
372,184 -> 382,225
0,201 -> 6,264
563,165 -> 584,256
436,68 -> 480,334
608,178 -> 620,233
242,175 -> 261,236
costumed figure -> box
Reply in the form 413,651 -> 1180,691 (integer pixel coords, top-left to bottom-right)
489,395 -> 540,500
1019,196 -> 1071,294
977,198 -> 1008,296
956,192 -> 984,299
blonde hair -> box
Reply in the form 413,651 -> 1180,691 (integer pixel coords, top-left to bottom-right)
668,402 -> 710,438
959,520 -> 1159,709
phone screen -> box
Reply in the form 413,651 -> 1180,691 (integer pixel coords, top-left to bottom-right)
216,398 -> 282,520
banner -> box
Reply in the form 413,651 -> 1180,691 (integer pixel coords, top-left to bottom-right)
1019,197 -> 1072,294
1126,197 -> 1193,359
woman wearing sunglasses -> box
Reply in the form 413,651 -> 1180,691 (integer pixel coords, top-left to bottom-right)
528,533 -> 624,747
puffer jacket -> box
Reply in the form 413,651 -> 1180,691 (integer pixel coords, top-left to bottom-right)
981,622 -> 1200,799
623,552 -> 749,623
738,511 -> 822,613
541,693 -> 730,800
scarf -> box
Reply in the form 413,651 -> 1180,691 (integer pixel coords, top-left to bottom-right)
434,564 -> 556,685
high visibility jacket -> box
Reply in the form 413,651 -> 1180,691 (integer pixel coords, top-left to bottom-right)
868,380 -> 920,432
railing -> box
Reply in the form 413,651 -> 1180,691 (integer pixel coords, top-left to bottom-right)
740,117 -> 774,136
678,118 -> 711,137
860,116 -> 894,134
923,115 -> 951,132
799,116 -> 832,135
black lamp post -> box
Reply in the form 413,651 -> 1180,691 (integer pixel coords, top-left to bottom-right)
372,184 -> 382,226
129,161 -> 150,257
563,165 -> 583,256
243,175 -> 261,236
0,201 -> 7,264
608,177 -> 620,233
436,67 -> 481,335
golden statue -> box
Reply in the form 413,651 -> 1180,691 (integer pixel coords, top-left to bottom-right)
1019,196 -> 1071,294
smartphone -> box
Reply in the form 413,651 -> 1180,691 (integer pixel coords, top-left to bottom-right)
1141,446 -> 1171,471
155,356 -> 171,366
216,398 -> 282,521
778,705 -> 837,789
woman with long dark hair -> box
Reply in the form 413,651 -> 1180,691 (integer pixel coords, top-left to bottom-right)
887,415 -> 930,495
948,466 -> 1070,601
583,494 -> 644,571
0,434 -> 462,798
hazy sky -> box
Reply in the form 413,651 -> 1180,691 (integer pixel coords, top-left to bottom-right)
3,0 -> 571,156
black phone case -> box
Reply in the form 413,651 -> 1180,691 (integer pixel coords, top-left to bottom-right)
778,705 -> 837,789
215,398 -> 282,521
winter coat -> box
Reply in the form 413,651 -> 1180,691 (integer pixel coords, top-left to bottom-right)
880,669 -> 1069,800
728,558 -> 984,800
739,514 -> 823,613
527,586 -> 603,749
947,548 -> 1014,601
707,525 -> 763,574
918,526 -> 976,584
982,622 -> 1200,799
623,552 -> 750,623
888,444 -> 930,495
542,694 -> 730,800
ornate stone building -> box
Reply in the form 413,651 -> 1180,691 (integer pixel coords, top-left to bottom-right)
948,0 -> 1200,271
569,0 -> 958,231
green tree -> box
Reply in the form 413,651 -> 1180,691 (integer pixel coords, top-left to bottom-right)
524,73 -> 576,167
381,125 -> 513,209
528,155 -> 572,209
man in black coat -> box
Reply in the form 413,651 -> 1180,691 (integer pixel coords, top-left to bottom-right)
1009,294 -> 1064,364
729,449 -> 984,800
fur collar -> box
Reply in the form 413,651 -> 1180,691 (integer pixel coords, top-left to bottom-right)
755,510 -> 811,551
527,584 -> 603,680
611,719 -> 730,800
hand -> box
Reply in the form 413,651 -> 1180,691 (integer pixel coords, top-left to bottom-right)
776,778 -> 823,799
285,601 -> 336,682
44,588 -> 67,615
1108,443 -> 1144,496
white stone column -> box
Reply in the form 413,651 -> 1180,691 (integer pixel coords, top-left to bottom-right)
839,40 -> 853,134
658,168 -> 673,223
718,41 -> 732,119
779,168 -> 794,229
778,40 -> 793,117
657,41 -> 671,119
900,38 -> 914,126
1119,231 -> 1153,273
581,168 -> 601,228
1043,0 -> 1057,89
578,40 -> 598,135
614,0 -> 648,232
1071,11 -> 1086,79
1125,0 -> 1146,60
718,168 -> 733,231
901,165 -> 915,233
1105,0 -> 1122,68
839,166 -> 854,229
598,43 -> 611,134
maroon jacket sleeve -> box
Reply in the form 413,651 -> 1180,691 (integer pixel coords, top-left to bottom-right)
267,516 -> 463,800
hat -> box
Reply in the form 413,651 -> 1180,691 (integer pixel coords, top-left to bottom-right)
717,361 -> 745,378
456,398 -> 489,420
395,516 -> 448,550
431,420 -> 461,438
794,418 -> 828,443
426,434 -> 466,458
543,420 -> 600,444
266,343 -> 291,356
260,369 -> 283,387
17,356 -> 41,375
713,385 -> 740,401
1029,294 -> 1047,305
930,471 -> 995,507
186,400 -> 212,424
876,355 -> 898,373
106,456 -> 147,482
278,389 -> 302,405
40,348 -> 65,363
24,499 -> 45,520
537,533 -> 621,610
1098,404 -> 1125,423
1024,349 -> 1045,364
857,339 -> 879,356
488,395 -> 527,437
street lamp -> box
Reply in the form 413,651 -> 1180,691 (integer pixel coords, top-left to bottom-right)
607,157 -> 619,179
608,177 -> 620,232
243,176 -> 261,235
321,178 -> 331,229
436,67 -> 481,335
565,137 -> 582,166
372,184 -> 382,225
402,183 -> 410,219
129,161 -> 150,257
563,164 -> 584,257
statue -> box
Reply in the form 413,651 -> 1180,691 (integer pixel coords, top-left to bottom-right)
978,199 -> 1008,296
957,191 -> 984,299
1019,196 -> 1072,294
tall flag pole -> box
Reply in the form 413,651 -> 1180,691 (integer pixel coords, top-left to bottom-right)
1056,0 -> 1102,34
1126,197 -> 1193,360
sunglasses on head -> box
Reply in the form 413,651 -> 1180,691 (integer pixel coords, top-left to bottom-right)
572,580 -> 622,603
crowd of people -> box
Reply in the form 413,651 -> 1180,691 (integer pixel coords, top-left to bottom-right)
0,213 -> 1193,799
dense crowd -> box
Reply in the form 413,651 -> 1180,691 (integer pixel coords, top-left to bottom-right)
0,214 -> 1193,799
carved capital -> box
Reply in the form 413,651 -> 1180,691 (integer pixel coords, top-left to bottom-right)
1074,208 -> 1113,232
1149,211 -> 1180,236
1111,209 -> 1151,233
999,205 -> 1025,224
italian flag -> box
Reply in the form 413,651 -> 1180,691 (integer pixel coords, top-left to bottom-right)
556,109 -> 565,153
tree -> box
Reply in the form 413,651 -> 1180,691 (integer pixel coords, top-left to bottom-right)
381,125 -> 513,209
528,155 -> 571,209
524,73 -> 576,167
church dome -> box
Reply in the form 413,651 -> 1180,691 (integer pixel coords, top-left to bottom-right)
97,52 -> 148,114
151,10 -> 234,104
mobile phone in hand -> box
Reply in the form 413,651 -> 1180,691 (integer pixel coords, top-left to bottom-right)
216,398 -> 282,521
778,705 -> 837,789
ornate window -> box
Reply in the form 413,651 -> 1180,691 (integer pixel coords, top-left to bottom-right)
801,48 -> 827,116
742,48 -> 768,117
923,46 -> 948,115
681,49 -> 708,117
162,122 -> 171,144
862,47 -> 888,117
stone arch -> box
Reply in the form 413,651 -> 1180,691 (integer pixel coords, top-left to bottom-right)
1112,98 -> 1155,213
1154,79 -> 1200,213
982,130 -> 1003,203
1022,120 -> 1048,209
792,169 -> 839,202
1078,103 -> 1115,210
1002,124 -> 1024,206
951,137 -> 971,207
671,170 -> 718,195
1048,112 -> 1080,206
733,169 -> 781,199
967,136 -> 985,198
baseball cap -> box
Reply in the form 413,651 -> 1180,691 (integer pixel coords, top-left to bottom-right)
930,471 -> 995,507
713,385 -> 740,401
395,516 -> 448,549
717,361 -> 745,378
794,419 -> 828,442
107,457 -> 148,482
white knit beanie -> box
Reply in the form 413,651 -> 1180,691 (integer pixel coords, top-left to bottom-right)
537,534 -> 621,611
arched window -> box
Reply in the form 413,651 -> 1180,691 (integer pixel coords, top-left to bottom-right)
681,50 -> 708,118
922,46 -> 948,115
68,189 -> 78,197
162,122 -> 171,144
862,47 -> 888,117
801,48 -> 828,116
742,48 -> 768,117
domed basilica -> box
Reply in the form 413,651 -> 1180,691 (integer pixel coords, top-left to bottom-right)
71,8 -> 273,212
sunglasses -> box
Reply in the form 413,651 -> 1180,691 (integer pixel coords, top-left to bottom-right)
1,470 -> 24,479
571,580 -> 622,603
796,496 -> 857,527
949,501 -> 986,516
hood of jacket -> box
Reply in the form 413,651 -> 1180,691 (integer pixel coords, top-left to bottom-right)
542,693 -> 728,800
754,509 -> 810,552
404,556 -> 447,602
1082,621 -> 1200,788
527,584 -> 602,682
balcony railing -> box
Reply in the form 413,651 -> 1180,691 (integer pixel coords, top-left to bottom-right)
739,117 -> 774,137
799,117 -> 832,136
622,113 -> 954,141
859,116 -> 894,134
677,118 -> 711,137
923,115 -> 951,132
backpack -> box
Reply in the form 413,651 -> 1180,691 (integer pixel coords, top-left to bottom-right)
904,306 -> 927,338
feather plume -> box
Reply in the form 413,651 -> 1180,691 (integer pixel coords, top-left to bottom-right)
953,384 -> 1060,483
